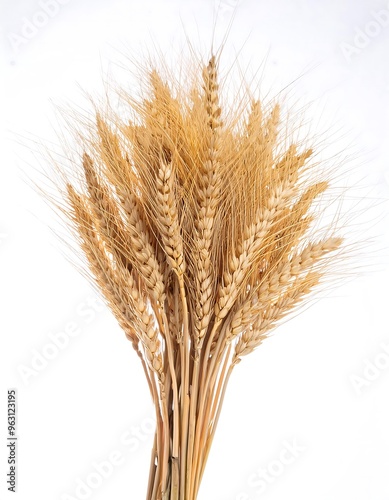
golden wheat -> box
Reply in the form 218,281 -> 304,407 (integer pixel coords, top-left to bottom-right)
51,52 -> 345,500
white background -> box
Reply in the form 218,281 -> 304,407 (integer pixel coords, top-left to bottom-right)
1,1 -> 389,499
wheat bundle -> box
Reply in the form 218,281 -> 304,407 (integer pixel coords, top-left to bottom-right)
53,53 -> 344,500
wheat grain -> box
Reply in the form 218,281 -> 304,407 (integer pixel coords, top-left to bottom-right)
192,56 -> 223,344
226,236 -> 342,342
215,181 -> 296,321
96,117 -> 166,304
154,160 -> 186,277
234,272 -> 322,361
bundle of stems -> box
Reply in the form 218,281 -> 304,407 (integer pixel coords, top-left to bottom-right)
56,53 -> 343,499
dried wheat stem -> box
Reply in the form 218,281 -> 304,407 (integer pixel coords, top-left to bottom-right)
152,157 -> 189,495
146,433 -> 158,500
159,307 -> 180,490
195,348 -> 233,497
188,320 -> 221,499
178,281 -> 190,500
191,320 -> 229,491
152,157 -> 189,498
186,55 -> 223,499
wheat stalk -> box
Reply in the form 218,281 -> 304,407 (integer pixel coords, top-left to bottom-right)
49,51 -> 347,500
